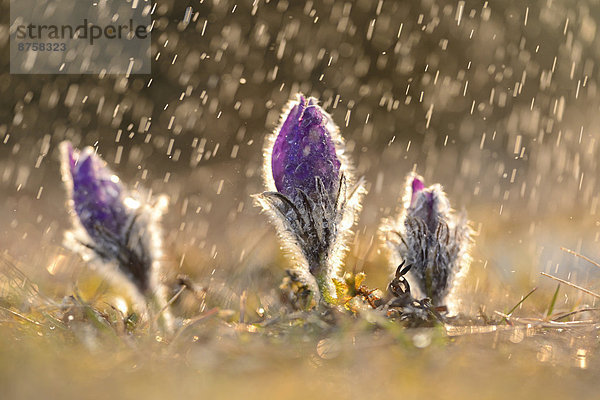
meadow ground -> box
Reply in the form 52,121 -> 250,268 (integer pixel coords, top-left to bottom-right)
0,216 -> 599,400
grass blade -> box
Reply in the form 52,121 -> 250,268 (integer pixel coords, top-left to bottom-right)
552,307 -> 600,321
501,287 -> 537,324
545,283 -> 560,318
561,247 -> 600,270
540,272 -> 600,299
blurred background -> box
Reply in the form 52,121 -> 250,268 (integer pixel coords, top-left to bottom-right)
1,0 -> 599,317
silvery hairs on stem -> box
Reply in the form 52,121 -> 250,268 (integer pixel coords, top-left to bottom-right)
254,94 -> 365,305
60,141 -> 172,329
381,173 -> 471,314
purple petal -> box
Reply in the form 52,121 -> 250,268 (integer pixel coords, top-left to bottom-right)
410,177 -> 425,207
66,145 -> 128,241
408,177 -> 438,232
271,95 -> 341,200
272,102 -> 303,192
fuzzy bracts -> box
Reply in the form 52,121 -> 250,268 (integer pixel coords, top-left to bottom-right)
255,94 -> 365,304
60,141 -> 171,329
381,173 -> 471,312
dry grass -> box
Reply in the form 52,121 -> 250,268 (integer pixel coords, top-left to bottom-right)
0,244 -> 599,400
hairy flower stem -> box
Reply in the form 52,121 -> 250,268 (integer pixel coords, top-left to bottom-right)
315,273 -> 336,305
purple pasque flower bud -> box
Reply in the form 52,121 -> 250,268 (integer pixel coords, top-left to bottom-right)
271,96 -> 341,202
60,141 -> 172,330
410,177 -> 426,207
256,94 -> 365,305
409,176 -> 440,233
63,142 -> 129,247
381,173 -> 471,313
